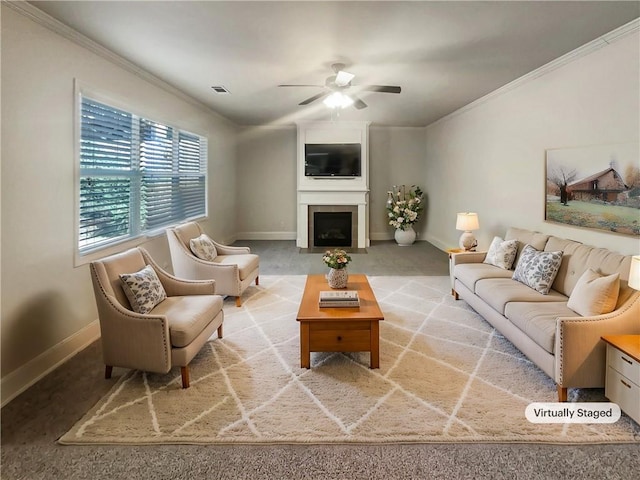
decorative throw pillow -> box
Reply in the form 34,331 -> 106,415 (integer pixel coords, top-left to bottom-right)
512,244 -> 563,295
567,269 -> 620,317
120,265 -> 167,314
483,236 -> 518,270
190,234 -> 217,261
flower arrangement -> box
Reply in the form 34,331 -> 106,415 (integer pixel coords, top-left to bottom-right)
387,185 -> 424,230
322,249 -> 352,269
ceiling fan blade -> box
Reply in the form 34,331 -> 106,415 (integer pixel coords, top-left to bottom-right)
278,84 -> 324,87
299,91 -> 329,105
335,70 -> 355,87
350,95 -> 368,110
361,85 -> 401,94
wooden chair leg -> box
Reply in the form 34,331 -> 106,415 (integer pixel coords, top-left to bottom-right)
557,385 -> 567,402
255,276 -> 259,286
105,365 -> 113,379
217,324 -> 223,338
235,296 -> 242,307
181,366 -> 190,389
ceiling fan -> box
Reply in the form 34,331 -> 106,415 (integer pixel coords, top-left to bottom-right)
278,63 -> 401,110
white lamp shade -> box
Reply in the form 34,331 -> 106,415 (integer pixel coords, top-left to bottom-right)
323,92 -> 354,109
456,212 -> 479,231
629,255 -> 640,291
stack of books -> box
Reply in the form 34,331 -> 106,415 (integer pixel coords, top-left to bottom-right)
319,290 -> 360,308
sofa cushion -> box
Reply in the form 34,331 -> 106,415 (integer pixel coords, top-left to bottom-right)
151,295 -> 223,348
567,269 -> 620,317
545,237 -> 631,299
475,278 -> 568,315
512,245 -> 563,295
505,227 -> 550,263
544,237 -> 587,297
504,302 -> 577,354
213,254 -> 260,281
120,265 -> 167,314
484,237 -> 518,270
190,233 -> 218,261
454,263 -> 514,293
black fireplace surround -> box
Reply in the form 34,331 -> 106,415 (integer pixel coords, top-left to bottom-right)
313,212 -> 352,247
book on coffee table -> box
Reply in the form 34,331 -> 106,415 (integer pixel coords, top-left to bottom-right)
319,290 -> 360,308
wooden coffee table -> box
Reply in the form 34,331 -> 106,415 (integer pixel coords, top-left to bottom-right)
296,274 -> 384,369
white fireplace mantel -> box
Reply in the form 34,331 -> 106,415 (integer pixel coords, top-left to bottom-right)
295,121 -> 370,248
297,189 -> 369,249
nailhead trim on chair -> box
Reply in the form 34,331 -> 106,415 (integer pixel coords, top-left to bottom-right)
90,263 -> 170,372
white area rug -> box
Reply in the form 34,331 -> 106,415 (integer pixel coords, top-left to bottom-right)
60,276 -> 640,445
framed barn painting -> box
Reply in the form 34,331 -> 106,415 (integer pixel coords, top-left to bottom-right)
545,142 -> 640,237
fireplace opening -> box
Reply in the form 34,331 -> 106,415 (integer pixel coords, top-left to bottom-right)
313,212 -> 352,247
308,205 -> 358,250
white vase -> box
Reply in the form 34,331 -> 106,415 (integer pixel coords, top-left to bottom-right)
327,267 -> 348,289
394,226 -> 416,246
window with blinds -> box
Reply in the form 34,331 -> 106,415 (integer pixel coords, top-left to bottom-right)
78,96 -> 207,254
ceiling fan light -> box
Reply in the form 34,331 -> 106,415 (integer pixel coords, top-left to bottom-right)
323,92 -> 354,109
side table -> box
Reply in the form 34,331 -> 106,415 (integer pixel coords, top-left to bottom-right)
601,335 -> 640,425
446,248 -> 465,296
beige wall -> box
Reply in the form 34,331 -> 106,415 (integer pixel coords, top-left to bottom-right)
236,126 -> 298,239
235,125 -> 428,241
424,31 -> 640,256
369,127 -> 427,239
0,6 -> 238,398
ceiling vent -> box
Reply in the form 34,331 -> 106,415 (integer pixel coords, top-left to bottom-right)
211,86 -> 230,94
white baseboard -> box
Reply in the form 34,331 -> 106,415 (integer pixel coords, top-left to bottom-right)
236,231 -> 297,241
424,234 -> 449,252
1,320 -> 101,408
235,231 -> 450,252
370,232 -> 394,241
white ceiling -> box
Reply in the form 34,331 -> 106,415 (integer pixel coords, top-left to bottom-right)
30,1 -> 639,127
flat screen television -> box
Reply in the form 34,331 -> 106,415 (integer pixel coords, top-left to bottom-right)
304,143 -> 361,177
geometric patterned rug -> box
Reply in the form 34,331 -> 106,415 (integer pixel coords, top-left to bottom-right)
59,276 -> 640,445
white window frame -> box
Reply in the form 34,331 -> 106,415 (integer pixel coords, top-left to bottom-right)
74,84 -> 208,265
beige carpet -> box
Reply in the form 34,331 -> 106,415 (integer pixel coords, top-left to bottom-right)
60,276 -> 640,445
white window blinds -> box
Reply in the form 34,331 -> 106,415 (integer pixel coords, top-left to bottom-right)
79,96 -> 207,253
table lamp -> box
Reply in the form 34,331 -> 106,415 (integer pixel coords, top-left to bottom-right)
456,212 -> 479,251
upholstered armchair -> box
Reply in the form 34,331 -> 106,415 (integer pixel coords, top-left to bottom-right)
90,247 -> 224,388
166,222 -> 259,306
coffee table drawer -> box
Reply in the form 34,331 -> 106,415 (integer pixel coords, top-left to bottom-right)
309,329 -> 371,352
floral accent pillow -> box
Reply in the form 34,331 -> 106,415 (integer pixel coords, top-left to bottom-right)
567,269 -> 619,317
190,234 -> 217,261
483,236 -> 518,270
512,244 -> 563,295
120,265 -> 167,314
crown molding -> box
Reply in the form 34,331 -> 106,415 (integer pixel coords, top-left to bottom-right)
601,16 -> 640,44
428,17 -> 640,129
6,1 -> 637,130
3,0 -> 237,127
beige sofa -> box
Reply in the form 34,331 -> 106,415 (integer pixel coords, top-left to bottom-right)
451,227 -> 640,401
